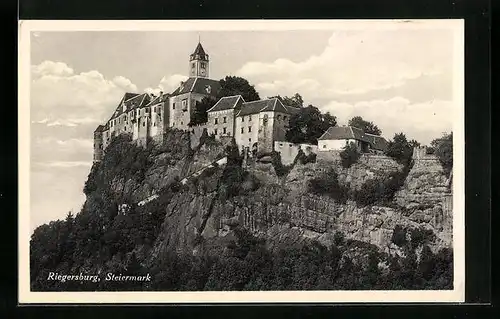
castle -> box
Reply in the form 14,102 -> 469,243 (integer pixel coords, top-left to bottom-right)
93,41 -> 299,162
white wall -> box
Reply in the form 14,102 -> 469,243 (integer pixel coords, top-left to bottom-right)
318,139 -> 358,151
234,113 -> 260,151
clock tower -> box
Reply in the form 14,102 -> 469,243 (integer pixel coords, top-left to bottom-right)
189,41 -> 209,78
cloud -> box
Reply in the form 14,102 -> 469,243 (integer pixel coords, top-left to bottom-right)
34,137 -> 94,149
236,29 -> 454,101
31,61 -> 138,124
322,97 -> 454,145
144,74 -> 188,95
33,161 -> 92,168
32,60 -> 74,77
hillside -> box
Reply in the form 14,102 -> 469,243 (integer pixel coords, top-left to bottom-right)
30,129 -> 453,291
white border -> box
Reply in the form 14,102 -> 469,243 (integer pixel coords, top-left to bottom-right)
18,19 -> 465,304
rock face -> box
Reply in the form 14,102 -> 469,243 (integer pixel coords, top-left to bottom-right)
89,131 -> 453,263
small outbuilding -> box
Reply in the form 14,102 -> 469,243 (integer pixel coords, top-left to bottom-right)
317,126 -> 388,154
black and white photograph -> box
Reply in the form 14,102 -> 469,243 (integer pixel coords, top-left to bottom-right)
18,20 -> 464,303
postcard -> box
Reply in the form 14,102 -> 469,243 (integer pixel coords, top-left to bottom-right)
18,19 -> 465,303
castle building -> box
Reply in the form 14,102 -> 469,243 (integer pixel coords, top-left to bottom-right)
206,96 -> 299,154
93,41 -> 299,162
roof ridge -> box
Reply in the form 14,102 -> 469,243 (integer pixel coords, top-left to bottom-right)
124,93 -> 141,102
190,77 -> 198,92
318,126 -> 334,140
272,98 -> 277,111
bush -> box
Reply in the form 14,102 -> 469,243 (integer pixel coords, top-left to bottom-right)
339,142 -> 361,168
270,151 -> 294,177
391,225 -> 407,247
308,169 -> 349,203
296,149 -> 317,165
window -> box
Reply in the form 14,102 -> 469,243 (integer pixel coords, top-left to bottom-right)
223,127 -> 227,134
214,118 -> 218,124
289,144 -> 293,147
214,128 -> 218,135
248,126 -> 252,133
182,99 -> 187,110
249,115 -> 252,121
223,116 -> 227,123
124,127 -> 127,131
277,115 -> 281,120
241,127 -> 244,134
249,138 -> 251,143
283,116 -> 287,121
153,107 -> 156,112
143,121 -> 145,127
153,122 -> 156,127
280,143 -> 283,147
242,116 -> 245,122
181,121 -> 183,125
173,103 -> 176,110
323,145 -> 326,148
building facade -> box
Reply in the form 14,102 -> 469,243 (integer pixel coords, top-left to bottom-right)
317,126 -> 388,153
93,42 -> 301,162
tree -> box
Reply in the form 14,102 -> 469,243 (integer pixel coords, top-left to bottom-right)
385,132 -> 413,164
348,116 -> 382,136
285,105 -> 337,145
189,96 -> 217,126
269,93 -> 304,108
339,142 -> 361,168
217,76 -> 260,102
409,139 -> 421,148
431,132 -> 453,175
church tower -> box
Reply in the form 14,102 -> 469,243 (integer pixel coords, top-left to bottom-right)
189,41 -> 209,78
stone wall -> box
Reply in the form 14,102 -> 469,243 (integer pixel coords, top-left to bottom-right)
274,142 -> 318,165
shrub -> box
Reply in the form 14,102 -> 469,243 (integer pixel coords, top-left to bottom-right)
307,169 -> 349,203
296,149 -> 317,165
391,225 -> 407,247
271,151 -> 294,177
339,142 -> 361,168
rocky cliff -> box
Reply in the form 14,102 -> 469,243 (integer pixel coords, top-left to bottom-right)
87,130 -> 452,260
31,129 -> 454,291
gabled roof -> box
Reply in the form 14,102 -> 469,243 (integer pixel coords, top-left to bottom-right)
191,42 -> 207,56
318,126 -> 365,141
170,77 -> 221,97
94,125 -> 105,132
207,95 -> 245,112
318,126 -> 388,151
364,133 -> 389,152
236,98 -> 296,117
108,92 -> 152,121
146,92 -> 170,106
284,104 -> 301,114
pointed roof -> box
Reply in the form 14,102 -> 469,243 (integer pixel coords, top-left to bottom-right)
207,95 -> 245,112
192,42 -> 206,56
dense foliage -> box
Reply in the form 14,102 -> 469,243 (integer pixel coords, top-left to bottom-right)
430,132 -> 453,176
348,116 -> 382,136
217,76 -> 260,102
31,217 -> 452,291
189,96 -> 217,126
339,142 -> 361,168
269,93 -> 304,108
285,105 -> 337,145
352,159 -> 413,207
385,132 -> 413,165
308,169 -> 349,204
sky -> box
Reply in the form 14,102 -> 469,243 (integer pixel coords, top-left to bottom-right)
29,25 -> 459,232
